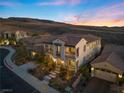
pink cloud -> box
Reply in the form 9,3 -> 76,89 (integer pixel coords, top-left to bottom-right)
0,1 -> 20,7
67,0 -> 81,5
37,0 -> 81,6
37,1 -> 65,6
63,2 -> 124,26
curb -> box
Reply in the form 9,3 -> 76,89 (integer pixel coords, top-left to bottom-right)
4,60 -> 13,70
1,47 -> 60,93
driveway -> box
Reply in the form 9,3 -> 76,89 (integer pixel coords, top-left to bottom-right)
83,78 -> 113,93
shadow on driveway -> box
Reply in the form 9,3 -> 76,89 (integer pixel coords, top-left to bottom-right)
83,77 -> 113,93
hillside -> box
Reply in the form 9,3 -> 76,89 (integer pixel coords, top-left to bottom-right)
0,17 -> 124,45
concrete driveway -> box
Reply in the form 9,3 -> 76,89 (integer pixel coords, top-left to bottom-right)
83,78 -> 113,93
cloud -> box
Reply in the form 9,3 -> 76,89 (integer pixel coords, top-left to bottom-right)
37,0 -> 81,6
37,1 -> 65,6
67,0 -> 81,5
0,1 -> 20,7
64,2 -> 124,26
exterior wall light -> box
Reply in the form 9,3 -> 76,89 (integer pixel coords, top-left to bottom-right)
91,67 -> 94,71
32,51 -> 36,56
14,41 -> 16,45
61,61 -> 64,64
5,40 -> 9,45
118,74 -> 123,78
52,57 -> 56,62
122,90 -> 124,93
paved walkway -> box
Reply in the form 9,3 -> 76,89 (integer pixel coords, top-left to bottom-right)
18,62 -> 38,71
0,46 -> 59,93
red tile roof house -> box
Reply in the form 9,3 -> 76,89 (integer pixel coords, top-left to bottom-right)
91,45 -> 124,83
22,34 -> 101,72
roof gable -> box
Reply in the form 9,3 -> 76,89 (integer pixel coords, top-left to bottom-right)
92,45 -> 124,72
91,62 -> 123,74
53,39 -> 65,45
75,38 -> 87,48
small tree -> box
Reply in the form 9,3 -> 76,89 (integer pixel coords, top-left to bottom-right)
59,65 -> 67,80
78,65 -> 91,81
116,77 -> 124,85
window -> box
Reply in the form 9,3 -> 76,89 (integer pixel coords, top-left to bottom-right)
76,60 -> 79,68
84,45 -> 86,52
76,48 -> 79,57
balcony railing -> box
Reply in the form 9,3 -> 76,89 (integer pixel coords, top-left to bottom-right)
66,54 -> 76,59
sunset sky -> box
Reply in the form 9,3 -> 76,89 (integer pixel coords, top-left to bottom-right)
0,0 -> 124,26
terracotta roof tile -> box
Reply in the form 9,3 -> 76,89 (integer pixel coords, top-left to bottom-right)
91,45 -> 124,72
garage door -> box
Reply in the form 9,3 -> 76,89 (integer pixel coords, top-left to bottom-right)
94,70 -> 117,82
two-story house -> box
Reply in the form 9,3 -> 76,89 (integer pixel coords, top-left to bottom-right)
22,34 -> 101,72
43,34 -> 101,72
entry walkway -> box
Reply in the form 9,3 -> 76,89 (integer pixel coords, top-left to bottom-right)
0,46 -> 59,93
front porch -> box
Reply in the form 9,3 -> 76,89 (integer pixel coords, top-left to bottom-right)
49,54 -> 77,72
44,43 -> 76,61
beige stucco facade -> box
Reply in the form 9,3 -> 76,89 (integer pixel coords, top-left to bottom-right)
44,38 -> 101,72
91,61 -> 124,82
91,45 -> 124,82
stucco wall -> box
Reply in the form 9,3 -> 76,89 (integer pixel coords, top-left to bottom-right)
91,62 -> 123,74
75,38 -> 87,67
75,39 -> 101,68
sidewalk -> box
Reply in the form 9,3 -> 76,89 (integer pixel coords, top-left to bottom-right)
0,46 -> 59,93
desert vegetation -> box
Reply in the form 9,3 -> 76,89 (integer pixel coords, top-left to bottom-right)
0,17 -> 124,45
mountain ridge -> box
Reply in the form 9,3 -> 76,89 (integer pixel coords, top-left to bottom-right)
0,17 -> 124,45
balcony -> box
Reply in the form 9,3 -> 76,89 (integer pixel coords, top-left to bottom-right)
65,47 -> 76,59
66,60 -> 77,71
66,54 -> 76,59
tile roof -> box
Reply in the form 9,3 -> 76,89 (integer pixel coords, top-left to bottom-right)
0,30 -> 26,33
44,34 -> 100,46
22,34 -> 100,47
91,45 -> 124,72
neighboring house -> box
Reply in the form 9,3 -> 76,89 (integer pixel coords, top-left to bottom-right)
22,35 -> 51,55
0,30 -> 28,41
23,34 -> 101,72
91,45 -> 124,82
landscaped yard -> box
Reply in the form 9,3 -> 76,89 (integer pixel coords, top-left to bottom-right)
49,77 -> 68,93
14,44 -> 31,66
77,64 -> 91,81
26,52 -> 92,93
48,64 -> 75,92
28,55 -> 56,80
28,54 -> 75,92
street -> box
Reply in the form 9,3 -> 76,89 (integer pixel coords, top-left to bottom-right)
0,49 -> 40,93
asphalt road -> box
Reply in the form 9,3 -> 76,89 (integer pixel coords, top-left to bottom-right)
0,49 -> 40,93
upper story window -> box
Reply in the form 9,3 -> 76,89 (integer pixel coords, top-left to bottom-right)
84,45 -> 86,52
97,40 -> 100,45
76,47 -> 79,57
